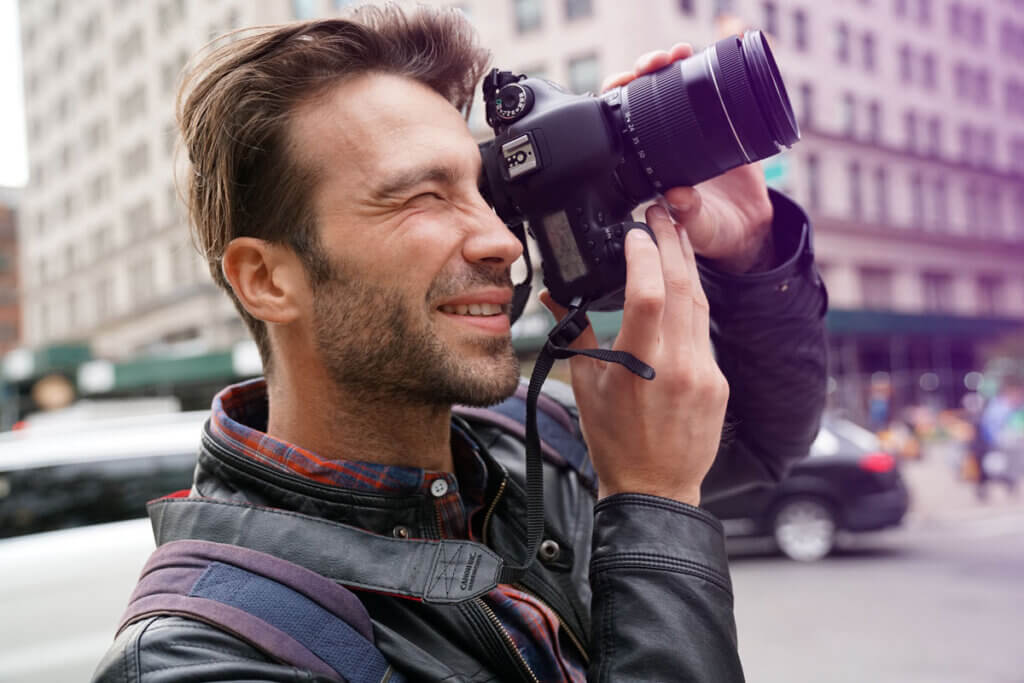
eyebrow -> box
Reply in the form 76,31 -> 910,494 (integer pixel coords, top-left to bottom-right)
369,164 -> 464,202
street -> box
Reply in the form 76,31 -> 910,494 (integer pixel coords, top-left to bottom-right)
731,506 -> 1024,683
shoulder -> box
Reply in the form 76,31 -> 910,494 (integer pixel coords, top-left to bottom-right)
92,616 -> 327,682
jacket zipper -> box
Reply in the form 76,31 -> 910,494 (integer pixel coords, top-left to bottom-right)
475,597 -> 541,683
513,581 -> 590,665
481,475 -> 508,546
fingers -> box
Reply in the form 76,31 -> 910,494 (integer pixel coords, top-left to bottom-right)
600,43 -> 693,93
663,186 -> 714,254
600,70 -> 634,93
615,228 -> 664,358
645,205 -> 692,348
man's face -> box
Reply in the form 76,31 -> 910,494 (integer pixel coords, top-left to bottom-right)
289,73 -> 523,407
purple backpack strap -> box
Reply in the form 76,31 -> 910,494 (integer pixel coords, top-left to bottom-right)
119,539 -> 403,682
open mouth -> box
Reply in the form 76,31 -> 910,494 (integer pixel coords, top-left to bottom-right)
437,303 -> 509,317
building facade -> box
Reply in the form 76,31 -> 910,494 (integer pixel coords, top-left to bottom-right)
0,187 -> 21,356
14,0 -> 1024,417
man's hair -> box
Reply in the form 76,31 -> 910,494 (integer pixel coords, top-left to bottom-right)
177,5 -> 490,374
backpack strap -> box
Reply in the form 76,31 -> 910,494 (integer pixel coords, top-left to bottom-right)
455,382 -> 596,492
119,539 -> 405,682
148,497 -> 510,603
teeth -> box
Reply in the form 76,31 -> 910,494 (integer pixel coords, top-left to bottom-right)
440,303 -> 505,316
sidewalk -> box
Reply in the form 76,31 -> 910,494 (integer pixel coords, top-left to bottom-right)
900,450 -> 1024,527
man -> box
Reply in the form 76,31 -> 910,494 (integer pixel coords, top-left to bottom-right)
94,6 -> 826,681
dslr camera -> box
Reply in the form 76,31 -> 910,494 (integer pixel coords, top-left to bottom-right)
478,30 -> 799,312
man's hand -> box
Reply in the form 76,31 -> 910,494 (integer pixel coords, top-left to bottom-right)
540,202 -> 728,507
601,44 -> 776,274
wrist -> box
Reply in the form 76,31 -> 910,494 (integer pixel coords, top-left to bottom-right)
599,482 -> 701,507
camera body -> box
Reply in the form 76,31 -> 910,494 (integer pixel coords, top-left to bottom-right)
477,31 -> 799,312
479,74 -> 646,311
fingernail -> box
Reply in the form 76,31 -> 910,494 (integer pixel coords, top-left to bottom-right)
649,205 -> 669,221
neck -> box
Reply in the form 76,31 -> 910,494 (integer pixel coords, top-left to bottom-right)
265,371 -> 456,474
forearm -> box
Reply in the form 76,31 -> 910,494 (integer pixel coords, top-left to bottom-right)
588,494 -> 744,682
698,190 -> 829,500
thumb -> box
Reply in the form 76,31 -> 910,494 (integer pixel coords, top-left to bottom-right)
538,290 -> 600,350
662,187 -> 715,254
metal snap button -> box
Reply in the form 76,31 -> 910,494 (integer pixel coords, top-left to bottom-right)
391,525 -> 410,539
430,479 -> 449,497
538,539 -> 561,562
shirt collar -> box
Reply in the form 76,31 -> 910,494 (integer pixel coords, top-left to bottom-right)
209,377 -> 488,498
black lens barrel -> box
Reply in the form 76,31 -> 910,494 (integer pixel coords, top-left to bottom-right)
619,30 -> 798,195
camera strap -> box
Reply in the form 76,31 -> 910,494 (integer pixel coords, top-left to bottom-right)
505,297 -> 655,584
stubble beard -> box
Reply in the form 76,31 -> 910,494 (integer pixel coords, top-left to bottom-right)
312,260 -> 521,409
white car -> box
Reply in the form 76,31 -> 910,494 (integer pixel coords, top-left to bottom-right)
0,411 -> 207,682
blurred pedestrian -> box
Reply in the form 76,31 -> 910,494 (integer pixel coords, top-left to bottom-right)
971,374 -> 1024,500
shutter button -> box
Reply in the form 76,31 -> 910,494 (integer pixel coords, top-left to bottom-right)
538,539 -> 561,562
430,479 -> 449,497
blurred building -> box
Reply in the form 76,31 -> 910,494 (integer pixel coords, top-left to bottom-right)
0,187 -> 20,356
12,0 -> 1024,417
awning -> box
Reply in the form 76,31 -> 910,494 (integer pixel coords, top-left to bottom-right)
826,309 -> 1024,337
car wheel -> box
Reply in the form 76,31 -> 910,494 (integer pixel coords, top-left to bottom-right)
772,497 -> 837,562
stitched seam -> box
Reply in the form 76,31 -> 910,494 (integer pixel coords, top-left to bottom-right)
594,494 -> 722,532
590,557 -> 731,595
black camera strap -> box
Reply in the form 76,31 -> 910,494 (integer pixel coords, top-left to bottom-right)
503,297 -> 655,584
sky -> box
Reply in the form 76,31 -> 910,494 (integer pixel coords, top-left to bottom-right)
1,0 -> 28,188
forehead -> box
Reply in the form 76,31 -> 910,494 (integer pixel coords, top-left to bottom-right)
290,72 -> 478,197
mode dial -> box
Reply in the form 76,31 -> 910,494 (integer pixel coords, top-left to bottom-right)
495,83 -> 534,122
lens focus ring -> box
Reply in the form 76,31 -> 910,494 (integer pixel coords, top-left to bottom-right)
714,37 -> 779,160
624,64 -> 709,190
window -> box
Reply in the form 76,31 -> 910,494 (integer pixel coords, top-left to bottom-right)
977,276 -> 1005,316
118,84 -> 147,124
793,9 -> 808,51
763,2 -> 779,37
969,9 -> 985,45
893,0 -> 907,17
130,257 -> 156,306
836,22 -> 850,63
565,0 -> 592,21
932,177 -> 948,231
567,53 -> 600,94
949,3 -> 964,37
514,0 -> 543,33
985,187 -> 1003,234
82,66 -> 106,100
903,110 -> 918,151
861,33 -> 876,72
976,70 -> 990,105
898,44 -> 912,82
910,171 -> 925,226
714,0 -> 735,17
867,101 -> 882,143
958,124 -> 973,163
926,116 -> 941,156
1014,189 -> 1024,238
88,172 -> 111,206
841,91 -> 857,136
679,0 -> 695,15
916,0 -> 931,24
925,274 -> 954,313
798,82 -> 814,128
116,25 -> 144,62
978,129 -> 995,168
921,53 -> 937,90
806,153 -> 821,211
124,200 -> 155,234
848,161 -> 863,219
921,272 -> 953,312
860,268 -> 893,310
121,142 -> 150,179
873,167 -> 889,223
965,181 -> 980,229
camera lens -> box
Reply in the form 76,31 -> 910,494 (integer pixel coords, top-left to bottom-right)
618,30 -> 798,194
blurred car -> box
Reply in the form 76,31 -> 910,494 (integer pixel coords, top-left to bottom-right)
0,411 -> 206,683
703,417 -> 910,561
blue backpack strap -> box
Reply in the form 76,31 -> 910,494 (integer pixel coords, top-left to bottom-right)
455,381 -> 596,492
119,539 -> 406,683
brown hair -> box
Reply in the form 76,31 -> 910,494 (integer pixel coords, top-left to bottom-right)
177,5 -> 490,374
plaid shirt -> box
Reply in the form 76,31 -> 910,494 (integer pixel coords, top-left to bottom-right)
211,379 -> 587,681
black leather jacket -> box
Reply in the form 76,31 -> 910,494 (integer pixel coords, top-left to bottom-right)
93,192 -> 827,682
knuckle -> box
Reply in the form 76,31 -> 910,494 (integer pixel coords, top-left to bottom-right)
664,275 -> 692,299
628,287 -> 664,313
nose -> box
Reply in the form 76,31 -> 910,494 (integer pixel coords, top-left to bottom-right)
462,199 -> 523,268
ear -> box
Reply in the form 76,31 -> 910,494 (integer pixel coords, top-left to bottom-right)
221,237 -> 307,324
